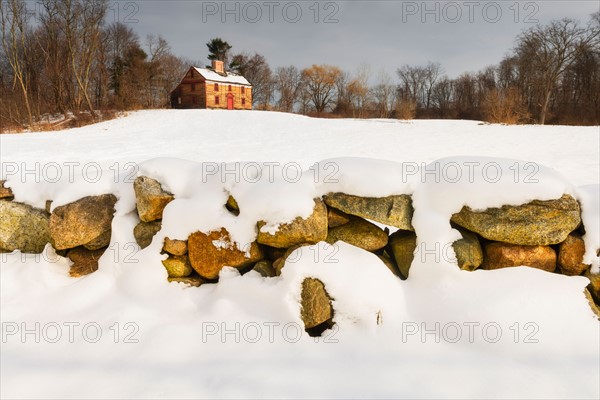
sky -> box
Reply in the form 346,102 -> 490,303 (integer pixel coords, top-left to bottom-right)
30,0 -> 600,80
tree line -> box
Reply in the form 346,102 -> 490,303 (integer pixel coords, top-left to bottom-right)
1,0 -> 599,131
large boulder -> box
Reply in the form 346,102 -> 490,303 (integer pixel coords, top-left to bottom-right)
323,193 -> 414,231
300,278 -> 334,330
451,194 -> 581,246
453,230 -> 484,271
482,242 -> 556,272
326,216 -> 388,252
257,199 -> 328,248
67,246 -> 105,277
162,255 -> 193,278
49,194 -> 117,250
134,176 -> 174,222
0,201 -> 51,253
188,228 -> 263,279
133,221 -> 162,249
0,181 -> 14,200
387,231 -> 417,278
558,234 -> 589,276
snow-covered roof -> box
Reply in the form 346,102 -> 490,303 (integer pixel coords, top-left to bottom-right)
193,67 -> 251,86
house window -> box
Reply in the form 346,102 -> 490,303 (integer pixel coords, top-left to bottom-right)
241,87 -> 245,95
215,96 -> 219,105
242,98 -> 245,105
228,85 -> 232,91
214,83 -> 219,91
191,84 -> 195,92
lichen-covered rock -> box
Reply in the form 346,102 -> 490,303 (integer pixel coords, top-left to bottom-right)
327,206 -> 350,228
584,289 -> 600,320
67,246 -> 105,277
253,260 -> 276,277
0,181 -> 14,200
162,255 -> 193,278
453,230 -> 484,271
163,238 -> 188,256
323,193 -> 414,231
451,194 -> 581,246
133,221 -> 162,249
257,199 -> 327,248
0,201 -> 51,253
482,242 -> 556,272
300,278 -> 333,330
83,229 -> 112,251
49,194 -> 117,250
168,274 -> 204,287
558,234 -> 589,276
225,195 -> 240,216
188,228 -> 263,279
585,270 -> 600,303
134,176 -> 174,222
326,216 -> 388,252
387,231 -> 417,278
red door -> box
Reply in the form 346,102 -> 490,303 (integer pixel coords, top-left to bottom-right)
227,94 -> 234,110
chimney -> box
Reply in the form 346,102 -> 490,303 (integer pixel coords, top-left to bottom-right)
212,60 -> 224,74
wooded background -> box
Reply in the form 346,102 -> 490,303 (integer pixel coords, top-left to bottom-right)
1,0 -> 599,131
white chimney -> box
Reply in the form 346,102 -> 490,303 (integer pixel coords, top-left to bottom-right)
212,60 -> 224,74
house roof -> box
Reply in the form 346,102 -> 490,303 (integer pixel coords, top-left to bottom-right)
193,67 -> 251,86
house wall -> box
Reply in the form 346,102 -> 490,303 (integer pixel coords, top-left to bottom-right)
204,82 -> 252,110
172,68 -> 252,110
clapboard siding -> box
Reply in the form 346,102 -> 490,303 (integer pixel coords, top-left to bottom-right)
171,67 -> 252,110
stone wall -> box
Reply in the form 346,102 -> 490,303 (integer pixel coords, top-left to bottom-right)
1,176 -> 599,331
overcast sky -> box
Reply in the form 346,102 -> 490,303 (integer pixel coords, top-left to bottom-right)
116,1 -> 598,79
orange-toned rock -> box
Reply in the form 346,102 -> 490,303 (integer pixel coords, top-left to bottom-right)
327,206 -> 350,228
134,176 -> 174,222
482,242 -> 556,272
163,238 -> 188,256
67,247 -> 105,277
50,194 -> 117,250
0,180 -> 14,200
188,228 -> 263,279
558,234 -> 589,276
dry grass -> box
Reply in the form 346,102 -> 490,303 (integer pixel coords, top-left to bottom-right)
0,110 -> 121,134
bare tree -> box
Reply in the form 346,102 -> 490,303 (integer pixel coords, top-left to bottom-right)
301,64 -> 342,113
431,77 -> 455,118
0,0 -> 33,126
231,52 -> 273,109
423,61 -> 442,110
515,18 -> 600,124
347,63 -> 371,118
55,0 -> 107,118
274,65 -> 301,112
372,70 -> 395,118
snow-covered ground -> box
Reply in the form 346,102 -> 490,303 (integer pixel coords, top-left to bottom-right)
1,110 -> 599,399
